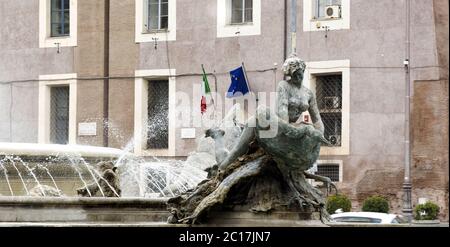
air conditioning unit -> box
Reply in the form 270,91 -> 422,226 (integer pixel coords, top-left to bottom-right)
328,135 -> 341,146
323,96 -> 340,109
325,5 -> 341,19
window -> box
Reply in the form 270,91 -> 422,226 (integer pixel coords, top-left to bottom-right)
134,69 -> 176,156
51,0 -> 70,37
39,0 -> 77,48
217,0 -> 261,38
135,0 -> 176,42
334,217 -> 382,223
147,80 -> 169,149
304,59 -> 350,155
316,74 -> 342,147
50,87 -> 69,144
38,74 -> 77,144
316,163 -> 340,182
231,0 -> 253,24
314,0 -> 341,19
147,0 -> 168,31
302,0 -> 350,32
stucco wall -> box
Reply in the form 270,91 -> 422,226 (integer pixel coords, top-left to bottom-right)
75,0 -> 107,147
433,0 -> 449,80
107,0 -> 138,149
294,0 -> 447,218
134,0 -> 285,156
0,0 -> 74,143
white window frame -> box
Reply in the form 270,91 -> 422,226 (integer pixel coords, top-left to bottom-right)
217,0 -> 261,38
134,69 -> 176,156
303,0 -> 350,32
304,60 -> 350,155
38,73 -> 77,144
316,160 -> 343,183
135,0 -> 176,43
39,0 -> 78,48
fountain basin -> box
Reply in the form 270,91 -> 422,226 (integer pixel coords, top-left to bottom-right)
0,197 -> 169,223
0,196 -> 327,226
0,143 -> 131,158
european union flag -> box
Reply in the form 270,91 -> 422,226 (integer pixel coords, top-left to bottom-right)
227,66 -> 250,98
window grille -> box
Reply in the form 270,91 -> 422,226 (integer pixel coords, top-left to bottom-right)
316,164 -> 340,182
148,0 -> 169,30
315,0 -> 341,19
231,0 -> 253,24
50,86 -> 69,144
147,80 -> 169,149
315,74 -> 342,146
51,0 -> 70,37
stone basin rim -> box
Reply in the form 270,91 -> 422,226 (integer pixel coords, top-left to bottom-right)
0,196 -> 169,206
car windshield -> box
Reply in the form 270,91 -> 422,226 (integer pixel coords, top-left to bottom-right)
392,216 -> 407,224
333,216 -> 382,223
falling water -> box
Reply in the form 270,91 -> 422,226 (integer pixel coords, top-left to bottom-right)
66,157 -> 93,197
115,138 -> 134,168
72,156 -> 105,197
7,157 -> 29,195
14,157 -> 47,196
80,157 -> 120,197
0,163 -> 14,196
37,164 -> 61,196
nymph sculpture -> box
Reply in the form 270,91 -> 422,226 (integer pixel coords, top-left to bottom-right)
167,54 -> 337,224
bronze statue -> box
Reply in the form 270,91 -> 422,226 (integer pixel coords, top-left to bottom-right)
168,54 -> 337,224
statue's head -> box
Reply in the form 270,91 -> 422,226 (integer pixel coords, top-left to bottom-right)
282,54 -> 306,82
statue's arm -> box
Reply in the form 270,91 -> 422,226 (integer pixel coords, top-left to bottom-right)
218,124 -> 255,171
276,81 -> 289,122
308,91 -> 325,134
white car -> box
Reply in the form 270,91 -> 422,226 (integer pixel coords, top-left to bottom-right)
330,212 -> 407,224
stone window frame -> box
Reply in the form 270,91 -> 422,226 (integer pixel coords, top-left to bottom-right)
134,69 -> 176,157
304,59 -> 350,155
135,0 -> 177,43
38,73 -> 77,144
39,0 -> 78,48
303,0 -> 350,32
217,0 -> 261,38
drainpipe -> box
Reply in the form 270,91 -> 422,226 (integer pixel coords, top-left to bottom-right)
402,0 -> 413,223
290,0 -> 297,54
103,0 -> 110,147
283,0 -> 288,61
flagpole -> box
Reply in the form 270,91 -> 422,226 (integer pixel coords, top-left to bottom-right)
213,69 -> 218,125
241,62 -> 258,102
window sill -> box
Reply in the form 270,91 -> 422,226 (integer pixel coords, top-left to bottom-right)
136,28 -> 176,42
143,29 -> 170,34
311,17 -> 342,21
227,22 -> 254,26
50,34 -> 71,38
40,35 -> 77,48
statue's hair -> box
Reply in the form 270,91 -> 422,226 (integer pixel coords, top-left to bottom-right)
282,53 -> 306,76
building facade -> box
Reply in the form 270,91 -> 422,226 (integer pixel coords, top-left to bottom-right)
0,0 -> 448,219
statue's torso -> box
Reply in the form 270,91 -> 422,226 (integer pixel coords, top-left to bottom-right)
283,82 -> 310,123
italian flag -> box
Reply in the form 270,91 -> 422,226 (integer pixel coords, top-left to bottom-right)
201,65 -> 214,114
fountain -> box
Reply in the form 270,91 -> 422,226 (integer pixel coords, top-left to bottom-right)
0,141 -> 207,224
0,56 -> 335,226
